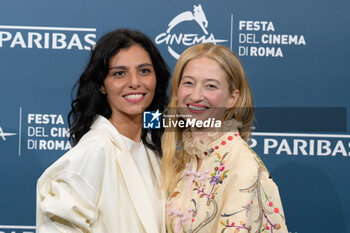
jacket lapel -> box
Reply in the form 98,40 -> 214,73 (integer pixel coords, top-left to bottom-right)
117,147 -> 159,233
92,116 -> 159,233
146,148 -> 167,233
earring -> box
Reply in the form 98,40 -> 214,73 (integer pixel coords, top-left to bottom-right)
176,140 -> 183,151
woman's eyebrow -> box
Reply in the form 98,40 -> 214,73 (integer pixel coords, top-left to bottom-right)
109,63 -> 153,70
181,75 -> 194,80
204,79 -> 220,84
137,63 -> 153,68
109,65 -> 128,70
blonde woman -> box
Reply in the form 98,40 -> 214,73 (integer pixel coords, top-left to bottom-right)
161,43 -> 288,233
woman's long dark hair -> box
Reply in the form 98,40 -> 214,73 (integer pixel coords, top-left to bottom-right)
68,28 -> 170,155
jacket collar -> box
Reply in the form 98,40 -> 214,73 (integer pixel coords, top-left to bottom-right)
90,115 -> 125,151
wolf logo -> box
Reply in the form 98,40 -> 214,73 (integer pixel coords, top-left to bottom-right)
155,4 -> 227,59
167,4 -> 209,35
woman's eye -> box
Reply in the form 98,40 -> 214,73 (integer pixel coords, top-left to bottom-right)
113,71 -> 126,77
182,81 -> 193,86
139,68 -> 151,75
206,84 -> 218,89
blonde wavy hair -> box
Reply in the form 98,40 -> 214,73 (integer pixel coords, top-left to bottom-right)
161,43 -> 254,194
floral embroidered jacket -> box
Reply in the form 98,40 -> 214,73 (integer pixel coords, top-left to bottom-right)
166,131 -> 288,233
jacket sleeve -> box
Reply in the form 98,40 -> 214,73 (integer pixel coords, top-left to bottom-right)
36,171 -> 99,233
218,165 -> 288,233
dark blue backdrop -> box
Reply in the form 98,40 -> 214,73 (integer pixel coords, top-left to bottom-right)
0,1 -> 349,232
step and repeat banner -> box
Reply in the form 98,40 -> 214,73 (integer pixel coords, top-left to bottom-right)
0,0 -> 349,232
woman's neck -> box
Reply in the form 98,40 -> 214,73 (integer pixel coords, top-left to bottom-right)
189,128 -> 209,172
190,128 -> 209,141
109,113 -> 142,142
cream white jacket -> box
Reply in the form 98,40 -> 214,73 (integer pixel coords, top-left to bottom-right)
36,115 -> 165,233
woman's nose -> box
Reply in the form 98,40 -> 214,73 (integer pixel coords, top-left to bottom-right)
129,72 -> 140,88
190,85 -> 204,101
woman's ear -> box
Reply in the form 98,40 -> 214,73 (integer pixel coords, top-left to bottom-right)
100,86 -> 107,94
226,89 -> 240,109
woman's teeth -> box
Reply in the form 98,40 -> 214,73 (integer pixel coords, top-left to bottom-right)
125,94 -> 143,99
188,105 -> 207,111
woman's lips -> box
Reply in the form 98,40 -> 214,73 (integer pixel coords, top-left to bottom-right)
123,93 -> 145,103
186,103 -> 209,114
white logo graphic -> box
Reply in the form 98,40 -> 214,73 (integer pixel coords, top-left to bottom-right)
167,4 -> 209,35
155,4 -> 227,59
150,110 -> 162,122
237,20 -> 306,57
143,110 -> 162,129
163,117 -> 221,128
143,110 -> 222,129
0,126 -> 16,141
0,25 -> 96,50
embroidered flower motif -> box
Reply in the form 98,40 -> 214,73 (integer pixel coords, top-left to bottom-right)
167,202 -> 194,233
221,167 -> 286,233
184,162 -> 210,192
205,147 -> 215,156
209,175 -> 222,186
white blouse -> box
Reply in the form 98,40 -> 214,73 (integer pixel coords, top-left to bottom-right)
121,134 -> 162,231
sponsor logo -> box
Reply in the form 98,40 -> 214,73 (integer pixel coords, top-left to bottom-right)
143,110 -> 162,129
155,4 -> 227,59
1,108 -> 72,155
143,109 -> 222,129
250,133 -> 350,157
236,19 -> 306,57
26,113 -> 71,151
0,126 -> 16,141
0,25 -> 96,50
163,117 -> 221,128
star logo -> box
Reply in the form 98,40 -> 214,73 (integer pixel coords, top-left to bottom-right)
143,110 -> 162,129
150,110 -> 162,122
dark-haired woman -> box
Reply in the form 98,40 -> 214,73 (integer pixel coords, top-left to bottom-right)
36,29 -> 170,233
